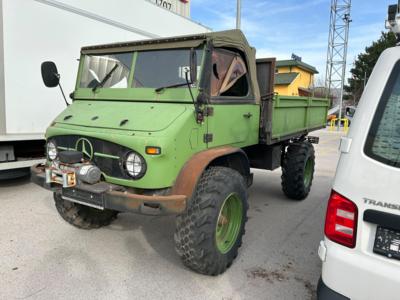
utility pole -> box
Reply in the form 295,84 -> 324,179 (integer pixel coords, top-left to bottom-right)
325,0 -> 352,130
236,0 -> 241,29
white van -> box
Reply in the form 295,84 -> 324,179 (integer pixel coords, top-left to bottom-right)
317,7 -> 400,299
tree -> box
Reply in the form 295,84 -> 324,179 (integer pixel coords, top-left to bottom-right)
345,31 -> 397,103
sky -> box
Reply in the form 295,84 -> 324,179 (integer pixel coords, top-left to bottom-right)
191,0 -> 394,83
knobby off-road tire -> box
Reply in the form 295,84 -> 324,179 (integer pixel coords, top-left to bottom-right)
175,166 -> 248,276
54,193 -> 118,229
281,141 -> 315,201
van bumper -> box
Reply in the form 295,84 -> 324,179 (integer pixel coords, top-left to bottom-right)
319,238 -> 400,300
31,164 -> 187,215
317,277 -> 349,300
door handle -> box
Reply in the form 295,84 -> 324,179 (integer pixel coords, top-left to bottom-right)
243,112 -> 253,118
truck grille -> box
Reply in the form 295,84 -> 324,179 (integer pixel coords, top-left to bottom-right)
52,135 -> 131,180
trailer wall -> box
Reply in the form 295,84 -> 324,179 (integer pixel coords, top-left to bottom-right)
0,0 -> 209,137
0,0 -> 208,173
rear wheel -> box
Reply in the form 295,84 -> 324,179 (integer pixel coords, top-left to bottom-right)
54,193 -> 118,229
175,167 -> 248,275
281,141 -> 315,200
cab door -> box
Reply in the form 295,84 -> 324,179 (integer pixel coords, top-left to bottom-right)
205,48 -> 260,148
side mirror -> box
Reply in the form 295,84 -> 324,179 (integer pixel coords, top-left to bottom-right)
190,48 -> 197,84
41,61 -> 60,88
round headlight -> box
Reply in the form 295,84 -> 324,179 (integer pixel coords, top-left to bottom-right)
47,140 -> 57,160
125,152 -> 146,179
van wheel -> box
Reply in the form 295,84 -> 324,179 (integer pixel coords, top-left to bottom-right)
175,167 -> 248,275
54,193 -> 118,229
281,141 -> 315,200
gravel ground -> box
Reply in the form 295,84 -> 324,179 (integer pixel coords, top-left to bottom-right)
0,129 -> 343,300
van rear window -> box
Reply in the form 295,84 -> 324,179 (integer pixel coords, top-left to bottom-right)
365,61 -> 400,168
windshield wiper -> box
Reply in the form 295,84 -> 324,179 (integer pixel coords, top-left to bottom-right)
92,64 -> 119,92
155,82 -> 188,93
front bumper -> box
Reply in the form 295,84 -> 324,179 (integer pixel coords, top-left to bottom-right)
31,164 -> 187,215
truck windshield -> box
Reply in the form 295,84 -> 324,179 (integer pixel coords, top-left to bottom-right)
79,48 -> 203,90
132,48 -> 203,88
79,53 -> 133,89
365,61 -> 400,168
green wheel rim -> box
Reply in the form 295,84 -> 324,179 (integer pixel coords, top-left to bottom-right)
304,158 -> 314,187
216,193 -> 243,254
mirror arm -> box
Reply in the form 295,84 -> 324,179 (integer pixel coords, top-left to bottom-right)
190,48 -> 197,85
185,70 -> 204,124
57,80 -> 69,107
54,72 -> 69,106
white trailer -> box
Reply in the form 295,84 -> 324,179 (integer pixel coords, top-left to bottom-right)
0,0 -> 209,179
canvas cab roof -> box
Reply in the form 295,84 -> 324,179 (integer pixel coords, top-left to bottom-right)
80,30 -> 261,102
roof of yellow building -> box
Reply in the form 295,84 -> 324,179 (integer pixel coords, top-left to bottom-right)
276,60 -> 319,74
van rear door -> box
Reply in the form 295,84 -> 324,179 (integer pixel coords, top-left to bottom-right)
333,47 -> 400,262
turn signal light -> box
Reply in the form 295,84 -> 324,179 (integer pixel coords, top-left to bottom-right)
325,190 -> 358,248
145,146 -> 161,155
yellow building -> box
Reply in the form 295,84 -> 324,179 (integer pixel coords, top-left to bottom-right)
274,60 -> 318,96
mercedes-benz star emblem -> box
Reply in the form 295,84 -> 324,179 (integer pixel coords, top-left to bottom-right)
75,138 -> 94,160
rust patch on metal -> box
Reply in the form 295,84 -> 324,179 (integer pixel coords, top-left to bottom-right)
31,163 -> 187,215
171,146 -> 245,199
107,190 -> 187,214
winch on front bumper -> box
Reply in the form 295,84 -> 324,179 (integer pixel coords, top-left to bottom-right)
31,164 -> 187,215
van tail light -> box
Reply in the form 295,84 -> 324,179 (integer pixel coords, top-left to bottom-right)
325,190 -> 358,248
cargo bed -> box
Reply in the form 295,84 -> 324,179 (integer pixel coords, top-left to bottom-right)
256,58 -> 329,145
269,95 -> 329,143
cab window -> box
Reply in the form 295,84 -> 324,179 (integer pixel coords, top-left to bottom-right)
211,49 -> 249,98
132,48 -> 203,88
79,53 -> 133,89
365,61 -> 400,168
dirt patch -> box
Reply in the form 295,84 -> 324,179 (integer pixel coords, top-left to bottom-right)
282,261 -> 294,272
295,276 -> 316,299
246,262 -> 317,299
246,267 -> 288,283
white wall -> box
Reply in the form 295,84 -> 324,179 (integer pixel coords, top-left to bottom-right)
147,0 -> 191,18
2,0 -> 209,136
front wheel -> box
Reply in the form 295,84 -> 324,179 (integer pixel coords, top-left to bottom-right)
281,141 -> 315,200
175,166 -> 248,275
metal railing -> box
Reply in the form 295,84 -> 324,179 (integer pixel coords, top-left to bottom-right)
329,118 -> 349,132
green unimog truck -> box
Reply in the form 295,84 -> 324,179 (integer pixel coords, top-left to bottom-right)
32,30 -> 328,275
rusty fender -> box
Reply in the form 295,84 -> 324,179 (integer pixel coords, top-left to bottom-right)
171,146 -> 250,200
